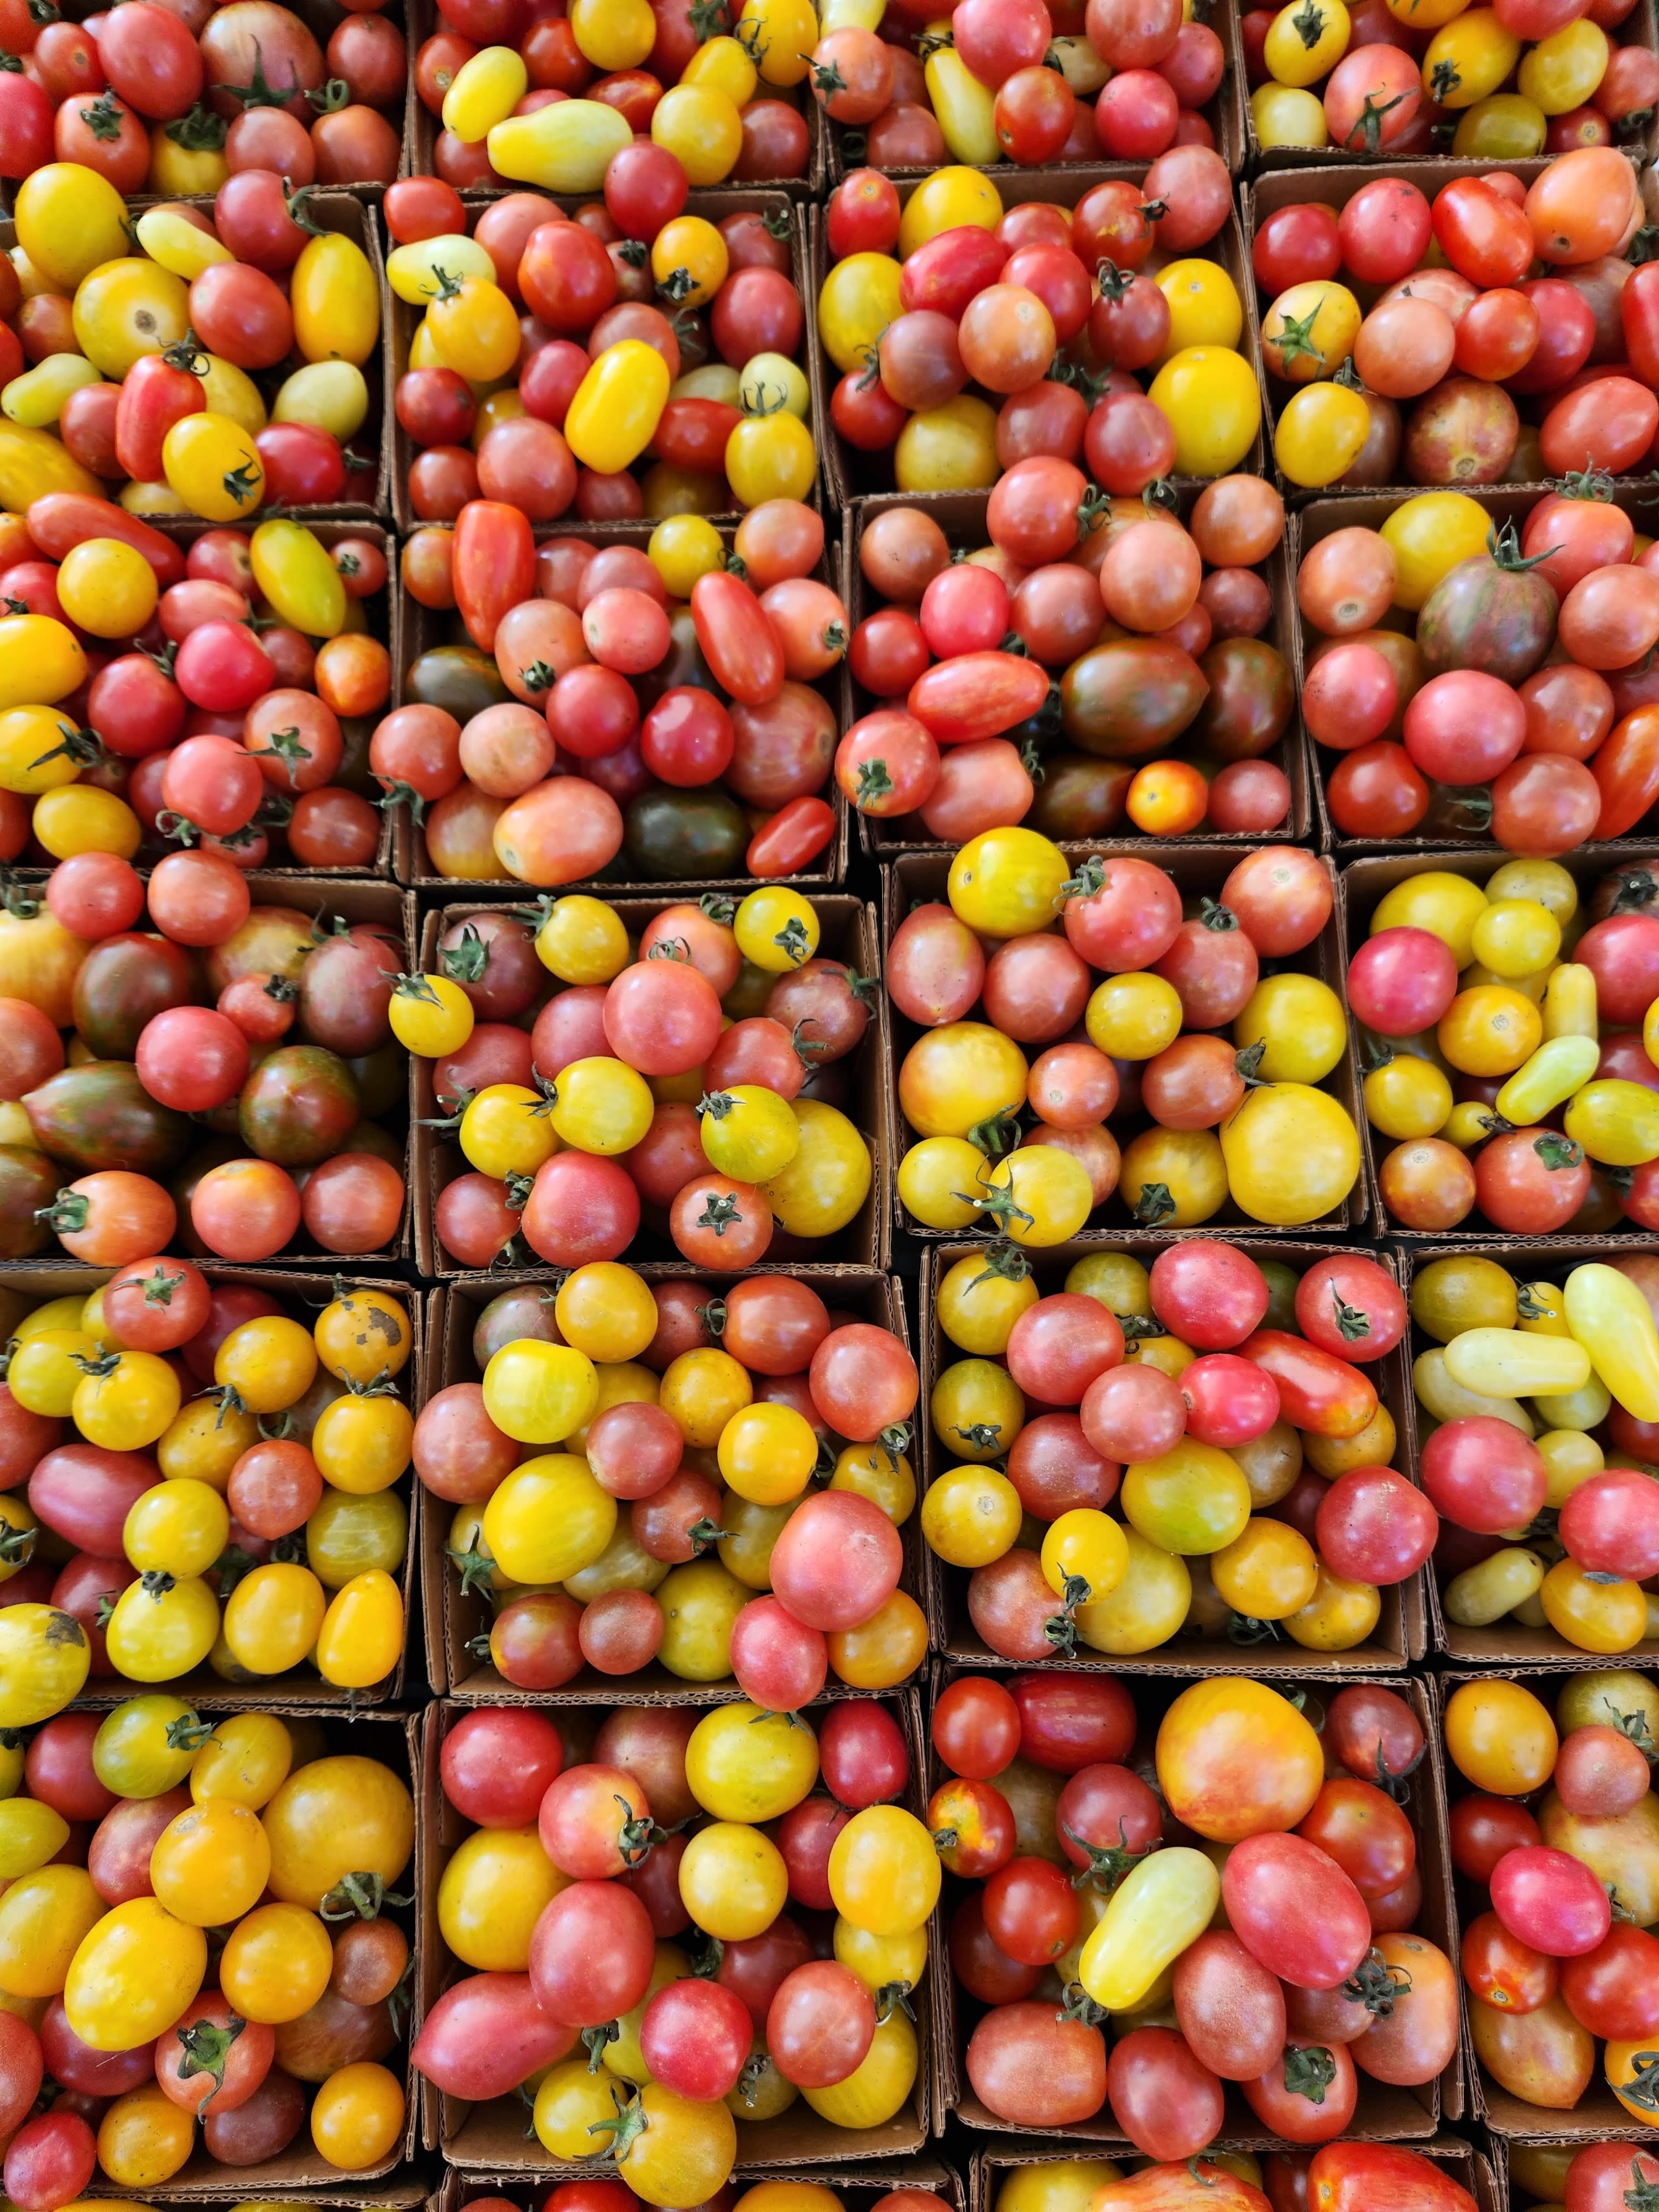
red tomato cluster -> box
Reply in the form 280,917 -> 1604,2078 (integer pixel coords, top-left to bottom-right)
841,487 -> 1294,845
416,1269 -> 922,1693
823,0 -> 1228,169
941,1671 -> 1458,2145
0,872 -> 409,1264
0,0 -> 404,188
1301,487 -> 1659,851
387,182 -> 813,529
388,508 -> 843,888
1256,155 -> 1659,493
1446,1671 -> 1659,2121
1060,2150 -> 1480,2212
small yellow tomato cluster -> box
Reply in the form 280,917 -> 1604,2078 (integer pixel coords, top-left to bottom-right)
1410,1252 -> 1659,1652
0,1282 -> 413,1724
0,1705 -> 411,2177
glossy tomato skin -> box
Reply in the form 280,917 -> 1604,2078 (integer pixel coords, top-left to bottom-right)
1221,1832 -> 1374,1989
1308,2141 -> 1478,2212
964,2001 -> 1107,2125
1011,1673 -> 1135,1770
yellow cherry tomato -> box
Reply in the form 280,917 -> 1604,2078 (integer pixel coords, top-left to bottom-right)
680,1819 -> 788,1939
1265,0 -> 1351,82
801,2007 -> 917,2128
32,784 -> 141,862
162,412 -> 264,523
817,251 -> 905,374
1253,80 -> 1328,145
1445,1677 -> 1558,1790
1156,261 -> 1245,363
389,972 -> 473,1055
1148,347 -> 1262,477
14,165 -> 131,289
65,1897 -> 207,2052
310,2060 -> 405,2173
1220,1083 -> 1361,1225
895,393 -> 1000,490
1423,7 -> 1520,102
483,1455 -> 615,1583
314,1568 -> 403,1688
718,1401 -> 818,1504
951,825 -> 1070,937
151,1797 -> 272,1925
686,1700 -> 820,1822
828,1804 -> 940,1934
899,165 -> 1004,256
0,617 -> 87,710
290,232 -> 378,366
1365,1051 -> 1453,1140
566,340 -> 672,474
0,1604 -> 90,1725
1381,492 -> 1493,610
921,1463 -> 1022,1566
1086,973 -> 1185,1061
1566,1079 -> 1659,1166
1439,984 -> 1542,1076
428,269 -> 520,383
652,81 -> 743,184
1282,1564 -> 1381,1648
97,2079 -> 194,2188
1264,282 -> 1361,384
442,45 -> 527,139
652,216 -> 729,310
1274,380 -> 1370,488
74,1349 -> 181,1449
1540,1557 -> 1647,1651
549,1055 -> 654,1156
0,1864 -> 103,1995
649,514 -> 724,598
979,1142 -> 1094,1246
896,1135 -> 988,1230
0,422 -> 102,511
726,406 -> 816,508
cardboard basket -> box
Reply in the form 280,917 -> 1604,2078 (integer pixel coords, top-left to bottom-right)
917,1234 -> 1427,1672
428,2158 -> 964,2212
935,1665 -> 1461,2142
817,166 -> 1266,514
840,488 -> 1313,858
1300,492 -> 1659,857
1437,1661 -> 1659,2136
23,1265 -> 424,1705
393,519 -> 849,895
400,0 -> 826,201
883,846 -> 1366,1249
415,1692 -> 938,2165
409,893 -> 888,1275
62,1705 -> 422,2191
389,191 -> 826,534
1241,15 -> 1659,169
1492,2131 -> 1644,2201
1342,850 -> 1659,1238
971,2135 -> 1498,2212
1403,1243 -> 1659,1664
418,1264 -> 920,1700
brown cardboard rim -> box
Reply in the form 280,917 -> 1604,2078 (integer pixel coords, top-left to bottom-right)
416,1691 -> 937,2166
433,2157 -> 966,2202
1404,1244 -> 1659,1665
819,165 -> 1267,515
883,844 -> 1366,1249
420,1264 -> 919,1700
1341,850 -> 1659,1237
394,513 -> 851,896
934,1665 -> 1461,2143
917,1234 -> 1426,1673
40,1264 -> 425,1707
410,893 -> 889,1276
841,487 -> 1313,857
971,2134 -> 1499,2211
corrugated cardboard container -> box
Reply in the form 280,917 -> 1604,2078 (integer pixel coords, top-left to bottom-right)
884,847 -> 1365,1249
18,1264 -> 424,1706
410,894 -> 888,1275
427,2159 -> 963,2212
1343,850 -> 1659,1235
389,192 -> 825,533
1243,25 -> 1659,169
818,166 -> 1266,513
935,1666 -> 1460,2140
1491,2129 -> 1646,2201
419,1264 -> 920,1699
919,1234 -> 1427,1671
415,1693 -> 937,2165
400,1 -> 826,200
841,488 -> 1313,857
972,2135 -> 1498,2212
1404,1243 -> 1659,1663
68,1706 -> 421,2192
393,521 -> 849,895
1436,1662 -> 1659,2136
1301,497 -> 1659,855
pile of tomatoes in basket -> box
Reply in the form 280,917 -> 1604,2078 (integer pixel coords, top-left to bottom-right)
1244,0 -> 1659,155
1256,155 -> 1659,491
1,506 -> 390,877
422,891 -> 873,1270
414,1697 -> 935,2173
414,0 -> 817,194
388,177 -> 815,528
393,503 -> 843,886
924,1240 -> 1430,1657
1349,858 -> 1659,1229
1302,493 -> 1659,851
939,1671 -> 1457,2142
1007,2148 -> 1481,2212
821,156 -> 1259,493
891,843 -> 1358,1234
0,1705 -> 413,2184
841,484 -> 1294,843
0,168 -> 383,523
819,0 -> 1228,169
0,1278 -> 412,1710
415,1260 -> 922,1691
1408,1251 -> 1659,1651
1447,1669 -> 1659,2118
0,0 -> 405,188
0,869 -> 408,1265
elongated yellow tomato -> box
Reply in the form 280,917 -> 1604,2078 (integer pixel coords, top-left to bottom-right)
0,1603 -> 91,1724
0,1865 -> 102,1994
1443,1327 -> 1591,1399
1446,1546 -> 1546,1625
200,354 -> 268,434
488,97 -> 633,190
482,1455 -> 615,1583
1415,1346 -> 1533,1433
1563,1263 -> 1659,1421
291,233 -> 378,366
314,1569 -> 403,1688
162,412 -> 264,523
817,251 -> 905,374
1079,1847 -> 1220,2010
0,422 -> 103,511
652,81 -> 743,185
0,617 -> 86,710
738,0 -> 817,82
1566,1078 -> 1659,1166
828,1805 -> 940,1935
134,205 -> 233,279
249,519 -> 346,639
1496,1034 -> 1600,1122
387,234 -> 495,304
443,45 -> 528,139
801,2007 -> 916,2128
2,354 -> 103,429
925,35 -> 1001,163
1148,347 -> 1261,477
273,361 -> 369,440
65,1897 -> 206,2051
14,164 -> 129,288
0,1796 -> 69,1877
565,340 -> 671,474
